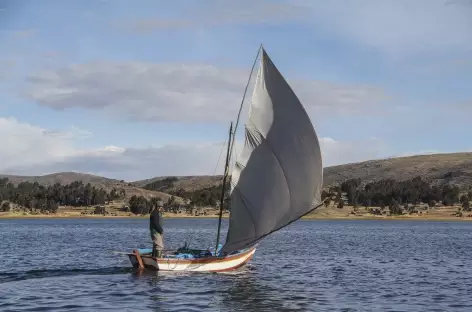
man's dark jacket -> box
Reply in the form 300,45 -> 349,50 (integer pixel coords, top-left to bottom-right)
150,209 -> 163,235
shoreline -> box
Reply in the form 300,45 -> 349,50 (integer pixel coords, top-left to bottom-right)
0,213 -> 228,219
1,212 -> 471,222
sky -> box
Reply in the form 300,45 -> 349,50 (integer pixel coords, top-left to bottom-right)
0,0 -> 471,181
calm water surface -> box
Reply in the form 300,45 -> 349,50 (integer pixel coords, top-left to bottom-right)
1,218 -> 472,311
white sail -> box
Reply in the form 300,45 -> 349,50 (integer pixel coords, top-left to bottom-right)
220,48 -> 323,255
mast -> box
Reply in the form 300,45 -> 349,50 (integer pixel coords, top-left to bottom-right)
215,122 -> 233,254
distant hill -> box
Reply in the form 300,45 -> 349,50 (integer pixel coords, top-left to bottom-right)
0,172 -> 180,201
133,175 -> 223,193
134,152 -> 472,192
2,153 -> 472,200
323,152 -> 472,188
0,172 -> 121,187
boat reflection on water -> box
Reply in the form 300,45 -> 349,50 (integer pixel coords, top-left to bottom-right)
216,268 -> 292,312
128,266 -> 286,311
128,259 -> 314,311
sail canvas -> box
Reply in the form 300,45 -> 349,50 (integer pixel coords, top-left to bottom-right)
221,48 -> 323,255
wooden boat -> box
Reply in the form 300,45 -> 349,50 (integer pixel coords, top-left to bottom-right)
128,246 -> 256,272
126,45 -> 324,272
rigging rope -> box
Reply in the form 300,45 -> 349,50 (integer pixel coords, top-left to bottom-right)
212,137 -> 228,178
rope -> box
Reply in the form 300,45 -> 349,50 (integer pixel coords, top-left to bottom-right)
212,137 -> 228,178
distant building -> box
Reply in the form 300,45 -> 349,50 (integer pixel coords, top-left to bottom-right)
94,205 -> 107,215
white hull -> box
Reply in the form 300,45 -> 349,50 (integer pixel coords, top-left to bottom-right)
128,247 -> 256,272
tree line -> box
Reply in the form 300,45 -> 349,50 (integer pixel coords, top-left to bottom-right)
322,176 -> 472,215
8,174 -> 468,217
0,178 -> 125,213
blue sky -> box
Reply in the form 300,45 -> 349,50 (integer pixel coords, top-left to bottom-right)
0,0 -> 471,180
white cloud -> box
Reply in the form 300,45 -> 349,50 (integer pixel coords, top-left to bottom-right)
121,0 -> 306,33
0,118 -> 388,180
24,61 -> 389,123
55,137 -> 386,180
0,118 -> 79,170
34,143 -> 236,181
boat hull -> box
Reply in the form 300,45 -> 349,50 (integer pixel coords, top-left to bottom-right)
128,247 -> 256,272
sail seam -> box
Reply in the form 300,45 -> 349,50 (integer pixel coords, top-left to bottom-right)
261,136 -> 292,221
264,47 -> 324,214
245,119 -> 294,225
257,54 -> 294,221
251,108 -> 293,222
226,185 -> 258,246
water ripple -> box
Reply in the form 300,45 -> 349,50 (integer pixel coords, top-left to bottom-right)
1,218 -> 472,311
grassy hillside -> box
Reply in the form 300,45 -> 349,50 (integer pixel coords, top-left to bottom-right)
133,175 -> 223,192
3,152 -> 472,199
133,152 -> 472,192
323,152 -> 472,188
0,172 -> 121,187
2,152 -> 472,218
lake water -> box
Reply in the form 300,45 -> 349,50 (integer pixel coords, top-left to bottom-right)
1,218 -> 472,312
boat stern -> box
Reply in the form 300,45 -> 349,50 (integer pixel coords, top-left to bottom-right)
128,249 -> 159,270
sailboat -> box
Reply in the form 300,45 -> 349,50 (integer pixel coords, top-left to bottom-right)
125,45 -> 324,272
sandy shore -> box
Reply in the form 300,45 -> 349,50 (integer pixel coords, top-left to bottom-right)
301,215 -> 472,221
0,212 -> 228,219
1,209 -> 472,222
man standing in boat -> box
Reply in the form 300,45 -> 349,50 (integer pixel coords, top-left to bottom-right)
150,201 -> 164,258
